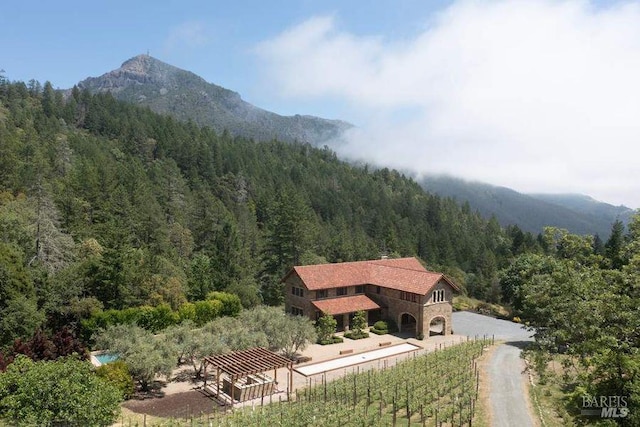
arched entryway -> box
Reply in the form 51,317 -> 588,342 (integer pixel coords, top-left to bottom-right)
429,316 -> 446,336
399,312 -> 417,334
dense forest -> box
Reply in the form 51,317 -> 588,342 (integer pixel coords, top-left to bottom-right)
0,76 -> 534,347
1,76 -> 638,425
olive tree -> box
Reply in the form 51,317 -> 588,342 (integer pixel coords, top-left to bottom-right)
95,324 -> 177,391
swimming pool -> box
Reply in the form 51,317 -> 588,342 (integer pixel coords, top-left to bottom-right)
94,353 -> 119,365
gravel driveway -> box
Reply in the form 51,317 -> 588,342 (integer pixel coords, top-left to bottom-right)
452,311 -> 535,427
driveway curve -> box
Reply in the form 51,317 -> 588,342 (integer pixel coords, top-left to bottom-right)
451,311 -> 535,427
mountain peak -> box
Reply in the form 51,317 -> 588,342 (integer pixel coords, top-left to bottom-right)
119,54 -> 155,75
76,56 -> 352,145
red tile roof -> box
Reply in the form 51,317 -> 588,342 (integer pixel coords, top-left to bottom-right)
312,295 -> 381,315
285,257 -> 460,295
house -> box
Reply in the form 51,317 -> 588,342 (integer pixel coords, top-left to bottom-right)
282,257 -> 460,337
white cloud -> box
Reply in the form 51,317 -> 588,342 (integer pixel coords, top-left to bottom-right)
256,1 -> 640,208
164,21 -> 210,52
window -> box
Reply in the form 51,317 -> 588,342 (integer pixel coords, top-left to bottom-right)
337,287 -> 348,296
317,289 -> 328,299
355,285 -> 365,294
433,289 -> 445,303
291,286 -> 304,297
400,291 -> 418,302
291,306 -> 304,316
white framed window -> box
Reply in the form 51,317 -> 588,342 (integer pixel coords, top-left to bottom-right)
433,289 -> 445,303
291,306 -> 304,316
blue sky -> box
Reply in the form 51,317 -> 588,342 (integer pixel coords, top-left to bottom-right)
1,0 -> 449,119
3,1 -> 640,208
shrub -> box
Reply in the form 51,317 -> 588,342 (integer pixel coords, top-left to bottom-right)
136,304 -> 179,332
177,302 -> 196,322
318,335 -> 343,345
371,320 -> 389,335
316,313 -> 337,343
0,355 -> 121,426
96,360 -> 135,399
194,299 -> 224,326
351,310 -> 367,335
344,331 -> 369,340
373,320 -> 388,331
206,291 -> 242,317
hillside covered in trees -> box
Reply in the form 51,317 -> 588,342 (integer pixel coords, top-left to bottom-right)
0,77 -> 531,348
2,75 -> 640,426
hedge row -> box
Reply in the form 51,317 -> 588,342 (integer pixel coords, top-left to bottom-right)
80,292 -> 242,340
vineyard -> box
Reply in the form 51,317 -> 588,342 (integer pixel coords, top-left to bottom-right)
130,339 -> 490,426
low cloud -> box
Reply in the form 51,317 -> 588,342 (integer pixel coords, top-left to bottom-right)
256,1 -> 640,208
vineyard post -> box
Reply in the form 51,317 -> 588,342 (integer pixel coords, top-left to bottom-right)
475,370 -> 479,398
324,373 -> 327,402
406,382 -> 411,422
353,374 -> 357,408
392,396 -> 397,426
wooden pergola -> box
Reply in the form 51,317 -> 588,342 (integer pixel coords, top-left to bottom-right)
203,347 -> 293,404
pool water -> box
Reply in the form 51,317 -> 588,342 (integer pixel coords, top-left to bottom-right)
95,353 -> 119,365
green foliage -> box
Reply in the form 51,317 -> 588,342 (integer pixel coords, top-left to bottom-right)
202,340 -> 488,426
344,331 -> 369,340
318,335 -> 344,345
206,291 -> 242,317
0,355 -> 121,426
0,77 -> 522,355
95,324 -> 177,391
0,242 -> 43,347
371,320 -> 389,335
239,306 -> 316,358
177,302 -> 197,323
193,299 -> 224,326
351,310 -> 367,335
508,217 -> 640,425
95,360 -> 135,399
373,320 -> 388,331
135,304 -> 179,332
316,313 -> 337,343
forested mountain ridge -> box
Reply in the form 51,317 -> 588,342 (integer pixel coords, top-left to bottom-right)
77,55 -> 633,240
420,175 -> 633,238
77,54 -> 352,145
0,77 -> 525,348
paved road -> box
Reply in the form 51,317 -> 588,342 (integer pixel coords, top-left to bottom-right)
452,312 -> 535,427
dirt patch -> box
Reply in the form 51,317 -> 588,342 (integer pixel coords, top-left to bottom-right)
122,390 -> 222,418
476,343 -> 497,427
